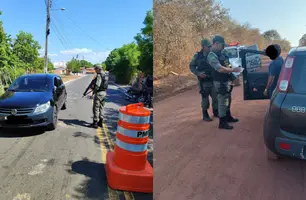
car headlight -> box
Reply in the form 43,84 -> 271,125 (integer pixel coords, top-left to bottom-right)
34,101 -> 51,114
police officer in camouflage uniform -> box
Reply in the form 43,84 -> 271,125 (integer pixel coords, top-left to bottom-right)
207,35 -> 241,130
190,39 -> 218,121
89,65 -> 107,128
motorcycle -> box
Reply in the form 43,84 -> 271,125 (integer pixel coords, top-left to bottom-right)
124,86 -> 153,108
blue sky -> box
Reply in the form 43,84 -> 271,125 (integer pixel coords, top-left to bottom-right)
219,0 -> 306,47
1,0 -> 152,65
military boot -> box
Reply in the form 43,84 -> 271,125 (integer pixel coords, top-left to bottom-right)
213,109 -> 219,118
98,118 -> 103,127
219,117 -> 233,130
202,109 -> 212,121
226,110 -> 239,123
89,120 -> 98,129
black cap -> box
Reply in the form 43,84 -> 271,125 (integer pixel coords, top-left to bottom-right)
212,35 -> 229,47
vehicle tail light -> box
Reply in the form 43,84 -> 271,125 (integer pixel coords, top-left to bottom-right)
277,56 -> 295,92
279,142 -> 290,150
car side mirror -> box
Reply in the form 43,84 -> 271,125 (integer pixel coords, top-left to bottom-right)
265,44 -> 281,60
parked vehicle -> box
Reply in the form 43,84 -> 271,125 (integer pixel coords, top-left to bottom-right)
0,74 -> 67,131
242,45 -> 306,160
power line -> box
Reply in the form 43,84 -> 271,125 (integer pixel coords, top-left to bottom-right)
50,22 -> 68,49
63,13 -> 110,51
51,15 -> 70,45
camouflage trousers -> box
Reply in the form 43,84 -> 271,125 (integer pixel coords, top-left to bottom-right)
198,80 -> 218,111
213,81 -> 233,118
93,92 -> 106,122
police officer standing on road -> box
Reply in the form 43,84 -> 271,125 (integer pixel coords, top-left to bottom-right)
190,39 -> 218,121
207,35 -> 241,130
86,64 -> 107,129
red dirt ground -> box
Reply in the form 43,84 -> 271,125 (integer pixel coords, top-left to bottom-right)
154,85 -> 306,200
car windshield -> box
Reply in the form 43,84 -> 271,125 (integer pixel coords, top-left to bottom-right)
8,76 -> 50,92
226,48 -> 238,59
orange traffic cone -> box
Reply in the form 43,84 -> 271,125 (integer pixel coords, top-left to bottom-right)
105,103 -> 153,193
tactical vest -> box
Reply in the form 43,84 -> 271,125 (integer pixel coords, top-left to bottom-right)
196,51 -> 213,82
211,51 -> 230,82
96,73 -> 108,91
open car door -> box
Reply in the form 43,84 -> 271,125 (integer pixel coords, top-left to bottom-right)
239,49 -> 270,100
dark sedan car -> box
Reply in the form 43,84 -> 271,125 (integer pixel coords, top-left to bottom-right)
241,45 -> 306,160
0,74 -> 67,130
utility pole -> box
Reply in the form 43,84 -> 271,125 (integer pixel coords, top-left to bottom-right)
44,0 -> 51,74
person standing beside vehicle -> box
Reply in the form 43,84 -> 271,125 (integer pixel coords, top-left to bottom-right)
88,64 -> 108,128
190,39 -> 218,121
207,35 -> 241,130
263,44 -> 284,98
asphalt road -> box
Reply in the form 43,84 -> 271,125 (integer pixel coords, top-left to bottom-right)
0,75 -> 153,200
154,85 -> 306,200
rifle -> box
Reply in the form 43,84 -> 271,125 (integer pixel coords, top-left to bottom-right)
82,78 -> 96,98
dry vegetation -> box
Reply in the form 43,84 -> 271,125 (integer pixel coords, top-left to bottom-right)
153,0 -> 291,101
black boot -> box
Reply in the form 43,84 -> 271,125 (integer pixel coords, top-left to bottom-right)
219,117 -> 233,130
202,110 -> 212,121
98,118 -> 103,127
89,120 -> 98,129
226,110 -> 239,123
213,109 -> 219,118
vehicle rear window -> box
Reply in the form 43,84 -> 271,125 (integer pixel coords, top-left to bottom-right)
290,54 -> 306,94
9,76 -> 50,92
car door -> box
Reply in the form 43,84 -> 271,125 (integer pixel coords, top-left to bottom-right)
55,76 -> 65,106
53,77 -> 62,107
239,48 -> 270,100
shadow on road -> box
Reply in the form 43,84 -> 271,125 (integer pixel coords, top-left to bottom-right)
67,157 -> 153,200
103,107 -> 119,135
73,131 -> 94,139
0,127 -> 45,138
59,119 -> 90,127
66,158 -> 109,199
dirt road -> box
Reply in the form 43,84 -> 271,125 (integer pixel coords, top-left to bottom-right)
154,85 -> 306,200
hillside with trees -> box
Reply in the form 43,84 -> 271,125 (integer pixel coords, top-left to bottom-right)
154,0 -> 291,78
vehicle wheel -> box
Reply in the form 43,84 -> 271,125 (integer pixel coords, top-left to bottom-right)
47,106 -> 58,131
61,101 -> 67,110
265,146 -> 280,160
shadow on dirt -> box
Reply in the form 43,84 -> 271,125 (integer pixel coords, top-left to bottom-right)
0,127 -> 45,138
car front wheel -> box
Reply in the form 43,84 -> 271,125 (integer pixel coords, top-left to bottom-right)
47,106 -> 58,131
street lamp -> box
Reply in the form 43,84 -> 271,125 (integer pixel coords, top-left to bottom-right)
51,8 -> 65,11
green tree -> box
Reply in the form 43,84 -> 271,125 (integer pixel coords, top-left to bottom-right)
104,48 -> 121,71
135,10 -> 153,75
34,57 -> 54,72
79,59 -> 93,68
12,31 -> 41,72
299,34 -> 306,47
66,57 -> 81,73
104,43 -> 140,84
262,29 -> 281,41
